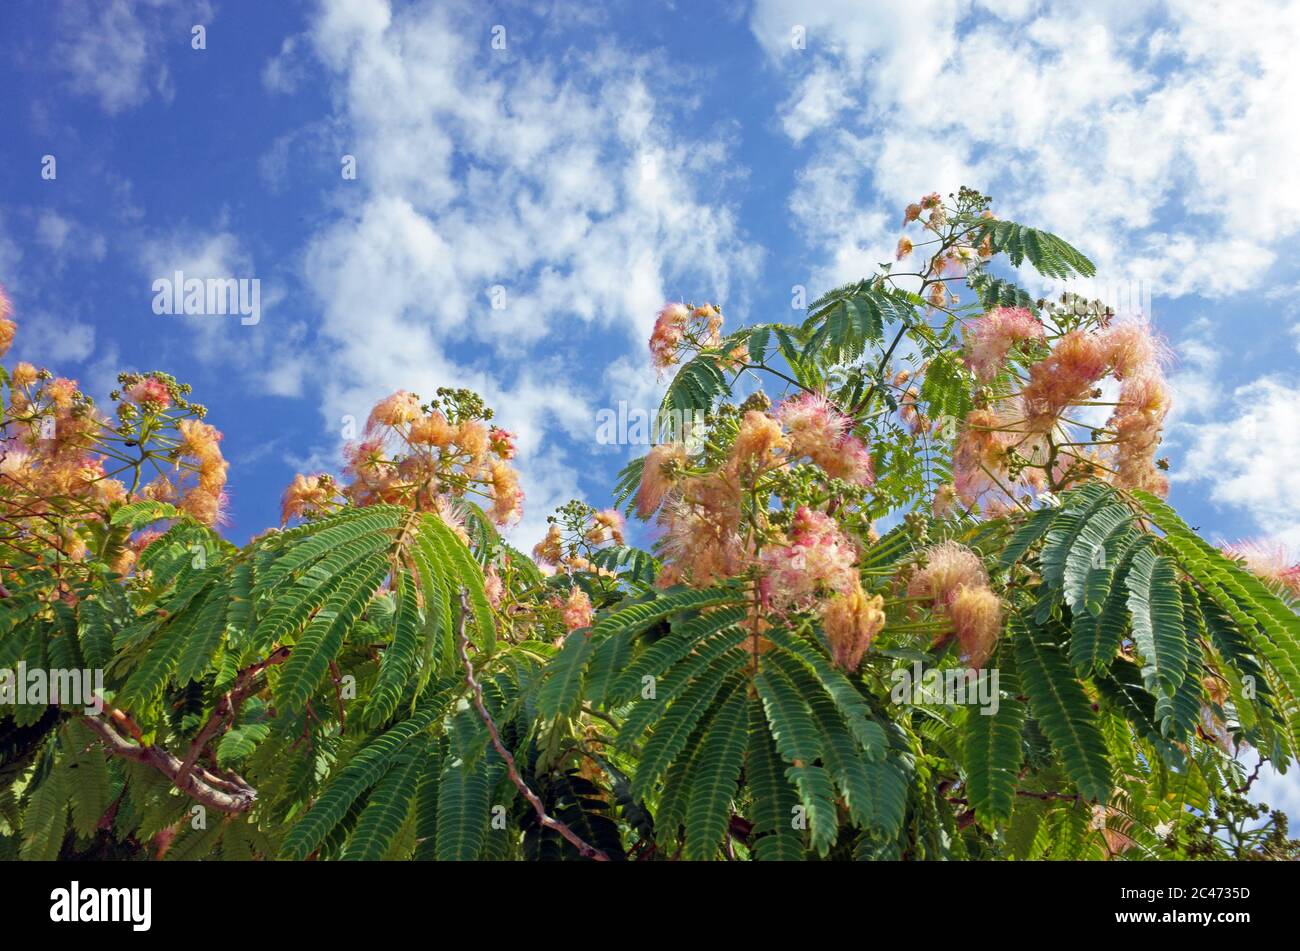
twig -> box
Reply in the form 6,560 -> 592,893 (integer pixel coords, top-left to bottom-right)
1236,758 -> 1265,795
81,702 -> 256,814
454,590 -> 609,861
173,646 -> 291,789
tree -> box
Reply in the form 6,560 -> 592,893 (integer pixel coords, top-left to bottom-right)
2,188 -> 1298,861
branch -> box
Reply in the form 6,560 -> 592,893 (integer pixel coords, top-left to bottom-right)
174,646 -> 291,789
81,705 -> 256,814
81,647 -> 290,816
454,590 -> 609,861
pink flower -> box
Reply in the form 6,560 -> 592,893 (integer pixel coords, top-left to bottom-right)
562,587 -> 594,632
1019,330 -> 1109,431
1222,540 -> 1300,598
775,392 -> 847,472
533,523 -> 564,565
759,506 -> 858,612
962,307 -> 1044,381
488,426 -> 517,459
1100,319 -> 1167,381
586,508 -> 625,546
46,377 -> 79,412
125,376 -> 172,408
649,302 -> 690,371
484,563 -> 504,608
0,283 -> 13,358
820,584 -> 886,672
635,442 -> 687,518
731,410 -> 788,471
822,433 -> 875,486
947,585 -> 1003,668
775,392 -> 873,486
1108,370 -> 1170,495
488,459 -> 524,526
280,473 -> 334,524
907,541 -> 989,609
366,390 -> 421,433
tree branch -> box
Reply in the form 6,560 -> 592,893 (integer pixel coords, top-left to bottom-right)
80,706 -> 256,814
173,646 -> 290,789
454,590 -> 609,861
81,648 -> 292,815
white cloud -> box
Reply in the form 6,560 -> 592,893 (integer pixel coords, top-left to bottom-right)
0,215 -> 23,280
1164,319 -> 1300,551
55,0 -> 211,114
1177,376 -> 1300,549
1164,316 -> 1221,425
262,34 -> 311,94
136,225 -> 299,395
276,0 -> 763,544
751,0 -> 1300,298
11,313 -> 96,364
34,210 -> 107,264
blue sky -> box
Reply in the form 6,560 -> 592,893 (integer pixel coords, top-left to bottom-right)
3,0 -> 1300,816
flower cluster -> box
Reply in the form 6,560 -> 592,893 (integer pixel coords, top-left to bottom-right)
560,587 -> 594,632
907,541 -> 1003,667
896,192 -> 993,309
759,507 -> 858,611
821,585 -> 887,673
532,501 -> 625,578
757,506 -> 884,672
648,301 -> 743,374
775,393 -> 874,486
634,384 -> 878,597
1222,540 -> 1300,599
0,306 -> 229,580
962,307 -> 1045,381
281,387 -> 524,528
0,284 -> 14,357
952,307 -> 1171,511
626,380 -> 888,669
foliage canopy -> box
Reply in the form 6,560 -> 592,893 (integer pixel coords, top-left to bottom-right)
2,188 -> 1297,861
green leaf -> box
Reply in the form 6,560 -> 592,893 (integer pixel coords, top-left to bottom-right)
1013,618 -> 1111,803
657,354 -> 728,441
630,654 -> 745,800
1125,548 -> 1188,696
275,553 -> 390,713
1062,503 -> 1133,613
682,682 -> 749,860
976,219 -> 1097,279
536,629 -> 597,720
110,500 -> 181,529
963,651 -> 1026,828
763,627 -> 887,759
341,752 -> 422,860
745,696 -> 804,860
279,690 -> 454,860
366,571 -> 423,727
434,755 -> 492,861
754,665 -> 838,855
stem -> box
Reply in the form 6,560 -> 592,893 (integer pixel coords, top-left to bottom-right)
454,591 -> 609,861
